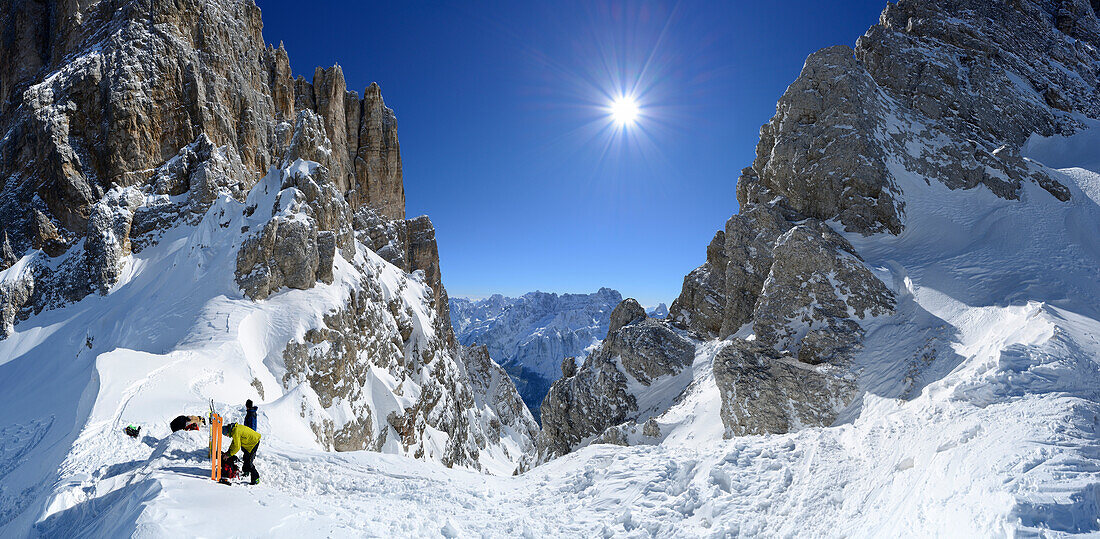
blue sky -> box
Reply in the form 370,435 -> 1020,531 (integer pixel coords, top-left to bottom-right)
256,0 -> 886,306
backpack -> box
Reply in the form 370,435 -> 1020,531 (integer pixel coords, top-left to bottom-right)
222,454 -> 240,480
169,415 -> 188,432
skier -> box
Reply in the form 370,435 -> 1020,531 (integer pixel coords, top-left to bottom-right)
244,399 -> 258,431
222,422 -> 261,485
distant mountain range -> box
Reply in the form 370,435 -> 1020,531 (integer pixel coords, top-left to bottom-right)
450,289 -> 665,421
647,303 -> 669,319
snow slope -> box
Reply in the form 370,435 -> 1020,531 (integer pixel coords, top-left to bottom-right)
0,162 -> 530,535
2,128 -> 1098,537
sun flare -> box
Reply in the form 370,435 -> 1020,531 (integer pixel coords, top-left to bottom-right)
609,96 -> 640,126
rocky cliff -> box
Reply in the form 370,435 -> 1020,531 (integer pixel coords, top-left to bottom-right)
539,0 -> 1100,460
0,0 -> 427,324
0,0 -> 532,472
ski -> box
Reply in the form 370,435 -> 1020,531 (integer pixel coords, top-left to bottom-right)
209,400 -> 223,482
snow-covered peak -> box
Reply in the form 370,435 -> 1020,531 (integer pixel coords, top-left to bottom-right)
449,288 -> 624,422
646,303 -> 668,319
450,289 -> 623,381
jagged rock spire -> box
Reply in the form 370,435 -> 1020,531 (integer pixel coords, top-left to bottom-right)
0,230 -> 16,270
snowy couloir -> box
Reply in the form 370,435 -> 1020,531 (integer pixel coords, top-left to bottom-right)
2,0 -> 1100,536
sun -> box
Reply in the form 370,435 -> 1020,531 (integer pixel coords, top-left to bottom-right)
609,96 -> 640,126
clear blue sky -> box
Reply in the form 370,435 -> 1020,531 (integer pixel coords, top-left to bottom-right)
256,0 -> 886,306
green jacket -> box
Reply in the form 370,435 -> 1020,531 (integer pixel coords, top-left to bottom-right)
225,423 -> 261,455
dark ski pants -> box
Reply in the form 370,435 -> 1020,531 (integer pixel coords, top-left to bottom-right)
242,443 -> 260,483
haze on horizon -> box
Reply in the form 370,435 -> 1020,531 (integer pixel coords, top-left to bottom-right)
256,0 -> 886,306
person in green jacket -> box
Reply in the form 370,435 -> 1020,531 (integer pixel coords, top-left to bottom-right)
222,422 -> 261,485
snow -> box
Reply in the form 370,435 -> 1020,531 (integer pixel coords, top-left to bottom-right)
3,115 -> 1100,538
0,160 -> 528,535
1023,118 -> 1100,176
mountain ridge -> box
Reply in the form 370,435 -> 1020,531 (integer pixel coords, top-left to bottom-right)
450,287 -> 622,422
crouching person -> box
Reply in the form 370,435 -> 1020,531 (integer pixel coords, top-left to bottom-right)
222,422 -> 261,485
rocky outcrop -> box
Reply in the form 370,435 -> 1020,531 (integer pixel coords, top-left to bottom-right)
85,188 -> 144,295
538,347 -> 635,460
354,207 -> 451,340
858,0 -> 1100,150
742,0 -> 1097,236
0,269 -> 33,338
669,205 -> 791,338
674,0 -> 1095,439
461,345 -> 540,461
674,0 -> 1100,342
0,0 -> 278,246
713,341 -> 856,436
560,356 -> 577,378
537,301 -> 695,460
542,0 -> 1100,459
281,278 -> 403,452
0,0 -> 408,315
753,223 -> 894,363
750,45 -> 904,235
0,232 -> 16,270
148,135 -> 253,214
356,82 -> 406,220
235,113 -> 357,300
606,315 -> 695,386
406,215 -> 452,342
708,222 -> 893,436
667,230 -> 728,337
278,270 -> 531,467
609,298 -> 646,334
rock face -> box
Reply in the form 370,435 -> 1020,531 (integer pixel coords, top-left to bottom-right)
740,0 -> 1097,238
608,298 -> 646,334
234,112 -> 357,301
460,345 -> 540,458
752,223 -> 893,364
0,232 -> 15,270
537,301 -> 695,460
710,222 -> 893,436
676,0 -> 1096,439
449,288 -> 623,422
0,0 -> 532,471
542,0 -> 1098,459
0,0 -> 408,314
354,207 -> 454,343
279,264 -> 535,470
0,268 -> 33,338
669,205 -> 792,339
281,277 -> 404,453
712,341 -> 857,436
85,188 -> 144,294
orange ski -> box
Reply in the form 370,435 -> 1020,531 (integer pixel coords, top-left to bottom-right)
210,410 -> 223,481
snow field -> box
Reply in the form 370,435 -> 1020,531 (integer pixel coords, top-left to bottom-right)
3,126 -> 1100,536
